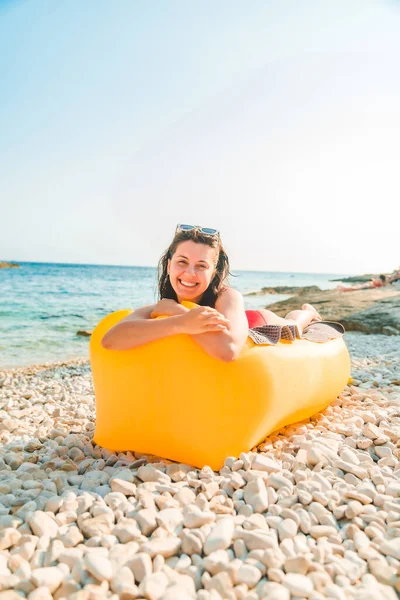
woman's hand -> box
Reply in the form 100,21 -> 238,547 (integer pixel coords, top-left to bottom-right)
179,306 -> 230,335
151,299 -> 189,318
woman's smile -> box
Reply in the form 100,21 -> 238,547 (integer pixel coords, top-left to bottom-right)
177,278 -> 201,297
178,279 -> 198,288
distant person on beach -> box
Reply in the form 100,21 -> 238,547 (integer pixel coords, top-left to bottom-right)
337,267 -> 400,292
101,225 -> 322,361
337,274 -> 388,292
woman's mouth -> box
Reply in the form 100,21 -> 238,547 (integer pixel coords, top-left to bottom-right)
178,279 -> 198,289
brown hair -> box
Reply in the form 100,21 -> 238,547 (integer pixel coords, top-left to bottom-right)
158,229 -> 230,307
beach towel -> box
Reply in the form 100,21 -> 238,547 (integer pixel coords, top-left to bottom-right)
248,321 -> 345,346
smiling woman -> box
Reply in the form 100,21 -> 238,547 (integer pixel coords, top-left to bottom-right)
100,225 -> 327,362
101,225 -> 249,362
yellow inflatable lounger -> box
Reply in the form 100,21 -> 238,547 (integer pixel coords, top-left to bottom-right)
90,308 -> 351,470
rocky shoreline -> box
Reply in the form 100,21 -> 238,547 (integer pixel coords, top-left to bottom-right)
329,274 -> 390,283
0,332 -> 400,599
0,261 -> 19,269
247,285 -> 400,336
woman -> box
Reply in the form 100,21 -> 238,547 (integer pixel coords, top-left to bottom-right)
101,224 -> 321,361
337,274 -> 388,292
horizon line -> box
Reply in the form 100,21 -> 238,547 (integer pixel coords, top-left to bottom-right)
1,258 -> 358,276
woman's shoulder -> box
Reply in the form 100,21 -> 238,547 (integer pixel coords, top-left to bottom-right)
219,285 -> 241,297
216,286 -> 244,306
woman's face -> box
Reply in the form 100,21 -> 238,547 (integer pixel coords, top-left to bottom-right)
168,240 -> 218,303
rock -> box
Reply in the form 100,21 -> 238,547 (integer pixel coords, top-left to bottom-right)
163,582 -> 196,600
0,261 -> 19,268
236,529 -> 277,551
331,273 -> 383,282
57,548 -> 83,569
380,538 -> 400,560
127,552 -> 153,583
58,526 -> 83,548
232,563 -> 263,587
109,469 -> 134,483
113,518 -> 142,542
277,519 -> 298,541
141,537 -> 181,558
80,515 -> 112,538
267,473 -> 294,492
284,556 -> 311,575
265,287 -> 400,335
181,531 -> 203,555
203,518 -> 235,555
251,455 -> 281,473
28,512 -> 59,538
84,553 -> 113,581
28,587 -> 53,600
183,505 -> 216,528
139,572 -> 168,600
244,478 -> 269,513
135,509 -> 158,536
202,550 -> 230,576
137,465 -> 171,484
31,567 -> 65,593
245,285 -> 321,296
174,488 -> 196,507
257,581 -> 290,599
309,526 -> 338,539
110,478 -> 136,495
282,573 -> 314,597
156,508 -> 184,533
353,531 -> 370,550
335,460 -> 368,480
76,330 -> 92,337
110,565 -> 135,593
0,528 -> 21,551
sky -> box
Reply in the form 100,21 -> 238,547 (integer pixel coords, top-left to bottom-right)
1,0 -> 400,274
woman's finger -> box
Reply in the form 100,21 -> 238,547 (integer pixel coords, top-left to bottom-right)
206,323 -> 228,331
203,316 -> 224,325
202,307 -> 218,316
208,315 -> 229,324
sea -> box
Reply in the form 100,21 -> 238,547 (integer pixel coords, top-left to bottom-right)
1,262 -> 349,368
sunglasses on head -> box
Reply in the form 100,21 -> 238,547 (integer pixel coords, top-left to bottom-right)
176,224 -> 220,237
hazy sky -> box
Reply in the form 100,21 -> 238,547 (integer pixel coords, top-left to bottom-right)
1,0 -> 399,274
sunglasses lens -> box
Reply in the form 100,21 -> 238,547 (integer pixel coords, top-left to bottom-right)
179,224 -> 195,231
200,228 -> 218,235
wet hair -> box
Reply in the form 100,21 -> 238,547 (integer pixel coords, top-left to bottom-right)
158,229 -> 230,307
379,274 -> 387,283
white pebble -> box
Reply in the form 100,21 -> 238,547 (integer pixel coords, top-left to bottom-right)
84,552 -> 113,581
282,572 -> 314,597
203,518 -> 234,555
31,566 -> 65,593
28,512 -> 58,538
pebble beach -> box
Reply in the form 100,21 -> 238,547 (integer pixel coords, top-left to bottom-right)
1,332 -> 399,600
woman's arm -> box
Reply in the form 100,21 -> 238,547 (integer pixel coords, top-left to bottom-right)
150,299 -> 189,318
101,304 -> 228,350
101,304 -> 174,350
190,288 -> 249,362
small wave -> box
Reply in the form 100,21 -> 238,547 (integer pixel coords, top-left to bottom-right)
38,314 -> 86,320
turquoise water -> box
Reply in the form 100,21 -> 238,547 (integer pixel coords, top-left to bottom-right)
1,262 -> 348,368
